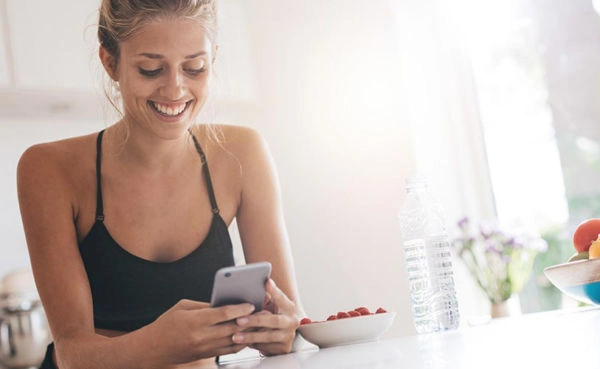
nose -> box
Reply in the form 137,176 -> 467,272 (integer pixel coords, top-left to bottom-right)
160,69 -> 185,100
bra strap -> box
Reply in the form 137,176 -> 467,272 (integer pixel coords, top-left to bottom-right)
95,130 -> 105,222
190,131 -> 220,214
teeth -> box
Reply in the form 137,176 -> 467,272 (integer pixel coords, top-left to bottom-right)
151,101 -> 187,116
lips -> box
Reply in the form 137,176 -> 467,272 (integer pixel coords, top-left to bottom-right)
148,100 -> 192,117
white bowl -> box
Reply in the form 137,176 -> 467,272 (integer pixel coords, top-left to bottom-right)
543,258 -> 600,305
297,312 -> 396,348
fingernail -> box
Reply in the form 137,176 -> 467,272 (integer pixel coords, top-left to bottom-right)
237,317 -> 249,326
232,333 -> 245,343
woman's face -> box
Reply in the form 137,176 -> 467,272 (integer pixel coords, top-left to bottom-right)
111,17 -> 214,139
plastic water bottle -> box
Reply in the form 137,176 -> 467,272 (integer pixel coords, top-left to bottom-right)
399,175 -> 460,333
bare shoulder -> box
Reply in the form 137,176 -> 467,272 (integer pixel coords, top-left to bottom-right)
18,133 -> 97,172
17,133 -> 98,196
212,124 -> 264,148
208,124 -> 269,160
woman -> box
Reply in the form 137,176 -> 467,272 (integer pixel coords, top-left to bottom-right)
17,1 -> 302,368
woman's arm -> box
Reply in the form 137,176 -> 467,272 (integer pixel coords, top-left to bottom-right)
233,127 -> 302,309
17,143 -> 147,368
232,127 -> 304,354
17,143 -> 252,369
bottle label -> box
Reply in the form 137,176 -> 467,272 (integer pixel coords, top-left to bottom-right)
404,236 -> 460,333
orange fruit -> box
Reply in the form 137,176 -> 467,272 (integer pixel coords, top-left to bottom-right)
589,241 -> 600,259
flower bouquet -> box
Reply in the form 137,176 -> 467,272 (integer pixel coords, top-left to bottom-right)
453,217 -> 548,305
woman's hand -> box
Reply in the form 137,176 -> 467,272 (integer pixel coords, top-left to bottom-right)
231,279 -> 300,356
145,299 -> 256,366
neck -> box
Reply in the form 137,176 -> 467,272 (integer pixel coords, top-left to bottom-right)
106,121 -> 196,175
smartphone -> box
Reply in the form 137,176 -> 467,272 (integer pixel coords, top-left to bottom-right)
210,262 -> 272,312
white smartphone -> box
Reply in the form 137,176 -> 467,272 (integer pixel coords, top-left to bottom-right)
210,262 -> 272,312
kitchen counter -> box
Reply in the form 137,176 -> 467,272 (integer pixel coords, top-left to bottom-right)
5,307 -> 596,369
220,306 -> 600,369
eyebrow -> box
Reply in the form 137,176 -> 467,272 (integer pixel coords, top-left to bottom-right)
138,51 -> 207,59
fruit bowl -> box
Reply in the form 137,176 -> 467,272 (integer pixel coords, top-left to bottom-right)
543,258 -> 600,305
297,312 -> 396,348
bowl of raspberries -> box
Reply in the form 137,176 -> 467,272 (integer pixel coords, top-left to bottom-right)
297,306 -> 395,348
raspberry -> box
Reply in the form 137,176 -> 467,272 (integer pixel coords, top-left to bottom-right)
354,307 -> 371,315
336,311 -> 351,319
300,317 -> 312,325
327,315 -> 337,321
376,307 -> 388,314
347,310 -> 361,317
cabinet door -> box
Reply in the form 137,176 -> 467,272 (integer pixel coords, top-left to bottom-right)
7,0 -> 99,92
0,2 -> 10,88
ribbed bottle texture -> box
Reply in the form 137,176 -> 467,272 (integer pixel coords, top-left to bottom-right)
399,176 -> 460,333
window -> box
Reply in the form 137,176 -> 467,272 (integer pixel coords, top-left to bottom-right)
397,0 -> 600,314
460,0 -> 600,312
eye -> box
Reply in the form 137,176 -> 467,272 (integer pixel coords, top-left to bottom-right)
139,68 -> 162,77
185,67 -> 206,76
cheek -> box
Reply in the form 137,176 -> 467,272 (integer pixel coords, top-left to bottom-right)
188,74 -> 210,100
199,81 -> 210,96
196,74 -> 212,97
193,84 -> 210,109
119,75 -> 155,101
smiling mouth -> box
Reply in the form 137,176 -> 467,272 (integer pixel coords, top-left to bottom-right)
148,100 -> 193,117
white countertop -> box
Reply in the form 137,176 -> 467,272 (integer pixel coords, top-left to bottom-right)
220,307 -> 600,369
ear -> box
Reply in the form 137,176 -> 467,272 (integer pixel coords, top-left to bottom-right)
99,46 -> 119,81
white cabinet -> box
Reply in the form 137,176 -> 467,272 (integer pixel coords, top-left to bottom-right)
0,2 -> 10,88
0,0 -> 257,120
6,0 -> 99,92
0,0 -> 101,120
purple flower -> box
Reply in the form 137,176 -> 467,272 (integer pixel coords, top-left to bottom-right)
455,215 -> 548,303
458,216 -> 469,231
479,221 -> 498,240
485,240 -> 501,253
504,237 -> 523,250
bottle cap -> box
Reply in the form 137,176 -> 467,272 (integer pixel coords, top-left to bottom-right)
405,174 -> 428,189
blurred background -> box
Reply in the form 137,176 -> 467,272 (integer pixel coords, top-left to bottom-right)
0,0 -> 599,337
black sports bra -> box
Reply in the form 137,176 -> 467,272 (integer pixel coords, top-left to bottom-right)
79,130 -> 235,332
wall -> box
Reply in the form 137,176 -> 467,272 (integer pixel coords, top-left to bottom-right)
222,0 -> 416,336
0,0 -> 489,339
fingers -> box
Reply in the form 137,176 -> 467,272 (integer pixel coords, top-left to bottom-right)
166,282 -> 298,358
195,332 -> 245,352
264,279 -> 296,315
230,285 -> 300,356
232,319 -> 296,355
191,303 -> 256,326
162,300 -> 256,342
170,299 -> 210,311
176,319 -> 253,358
170,299 -> 256,323
236,311 -> 296,330
238,279 -> 299,332
232,327 -> 296,346
250,342 -> 292,357
192,334 -> 248,359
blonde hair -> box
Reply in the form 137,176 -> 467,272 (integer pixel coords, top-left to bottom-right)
98,0 -> 217,62
97,0 -> 220,140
